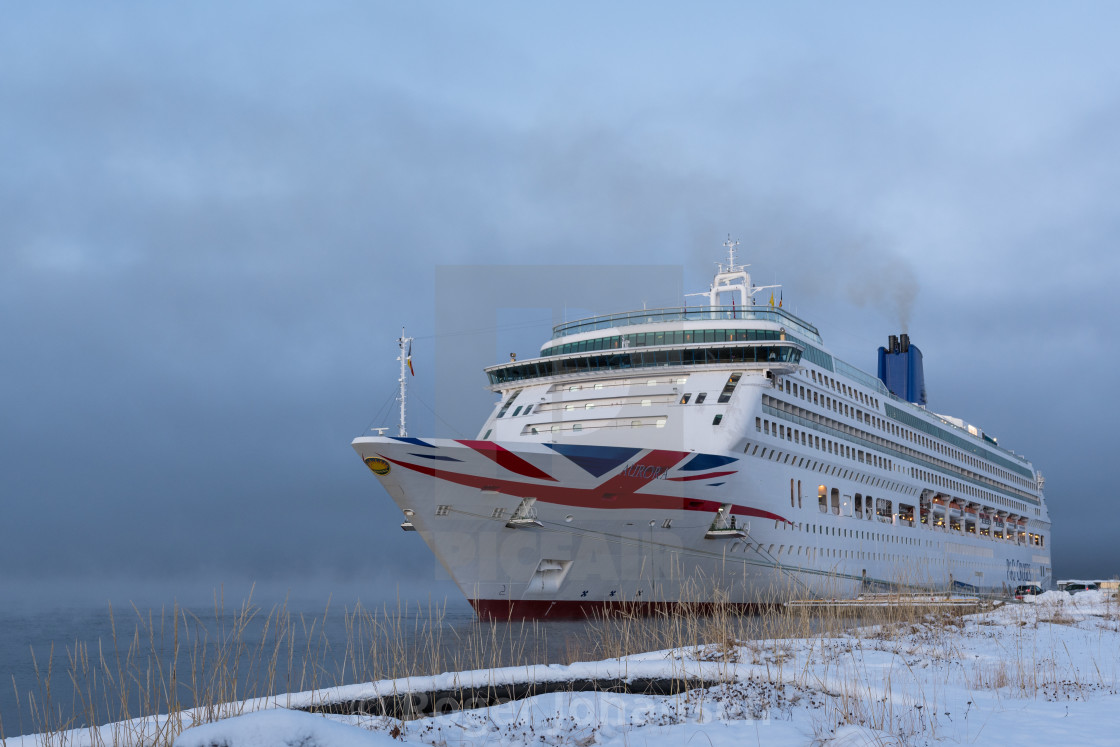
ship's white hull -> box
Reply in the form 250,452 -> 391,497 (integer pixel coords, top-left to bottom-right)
353,436 -> 1048,619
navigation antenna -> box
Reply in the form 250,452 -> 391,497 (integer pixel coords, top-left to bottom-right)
721,234 -> 741,272
397,328 -> 413,436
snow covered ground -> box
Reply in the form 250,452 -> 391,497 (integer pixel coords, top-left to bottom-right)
11,591 -> 1120,747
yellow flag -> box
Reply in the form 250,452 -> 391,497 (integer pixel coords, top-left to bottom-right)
769,292 -> 774,307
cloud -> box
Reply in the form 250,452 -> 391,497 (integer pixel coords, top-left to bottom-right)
1,2 -> 1117,600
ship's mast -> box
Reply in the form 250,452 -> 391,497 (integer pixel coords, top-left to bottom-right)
688,235 -> 781,308
397,328 -> 412,436
722,235 -> 740,273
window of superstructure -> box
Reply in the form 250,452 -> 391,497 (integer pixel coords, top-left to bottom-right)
713,414 -> 723,425
497,390 -> 522,418
695,392 -> 707,404
717,373 -> 742,403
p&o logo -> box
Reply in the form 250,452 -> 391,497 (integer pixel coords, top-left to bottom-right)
365,457 -> 391,476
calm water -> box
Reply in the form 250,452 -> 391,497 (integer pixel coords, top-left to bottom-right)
0,595 -> 606,738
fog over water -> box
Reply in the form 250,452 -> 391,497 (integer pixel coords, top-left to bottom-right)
2,2 -> 1119,625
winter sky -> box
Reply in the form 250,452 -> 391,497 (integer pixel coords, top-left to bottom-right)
2,2 -> 1118,607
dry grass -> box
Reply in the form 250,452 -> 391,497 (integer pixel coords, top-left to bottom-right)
0,575 -> 1089,747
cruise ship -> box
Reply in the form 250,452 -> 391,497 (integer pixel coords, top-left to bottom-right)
353,240 -> 1052,619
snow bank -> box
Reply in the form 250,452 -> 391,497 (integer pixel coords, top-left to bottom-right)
1022,588 -> 1118,613
19,596 -> 1120,747
173,710 -> 400,747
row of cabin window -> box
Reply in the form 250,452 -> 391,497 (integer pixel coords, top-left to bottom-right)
745,442 -> 908,497
807,369 -> 880,410
782,377 -> 884,427
892,410 -> 1034,491
803,367 -> 1033,491
784,520 -> 919,546
488,345 -> 800,385
886,404 -> 1034,488
805,480 -> 1044,546
732,544 -> 925,564
764,522 -> 1045,573
910,465 -> 1040,518
762,399 -> 1037,523
542,329 -> 783,357
746,542 -> 1033,571
815,485 -> 909,523
756,416 -> 895,472
762,393 -> 1035,508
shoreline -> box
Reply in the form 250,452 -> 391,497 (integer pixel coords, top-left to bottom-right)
5,590 -> 1118,746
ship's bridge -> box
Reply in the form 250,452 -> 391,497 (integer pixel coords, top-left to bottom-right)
486,334 -> 803,388
549,305 -> 822,344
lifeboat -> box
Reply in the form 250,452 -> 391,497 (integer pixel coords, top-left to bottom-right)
979,512 -> 991,526
948,500 -> 963,518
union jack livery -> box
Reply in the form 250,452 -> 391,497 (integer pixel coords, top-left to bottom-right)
353,240 -> 1051,619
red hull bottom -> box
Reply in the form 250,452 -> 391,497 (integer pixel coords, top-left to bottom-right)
470,598 -> 778,621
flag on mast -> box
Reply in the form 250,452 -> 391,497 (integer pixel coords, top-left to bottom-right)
769,291 -> 774,307
407,341 -> 415,376
779,289 -> 783,308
